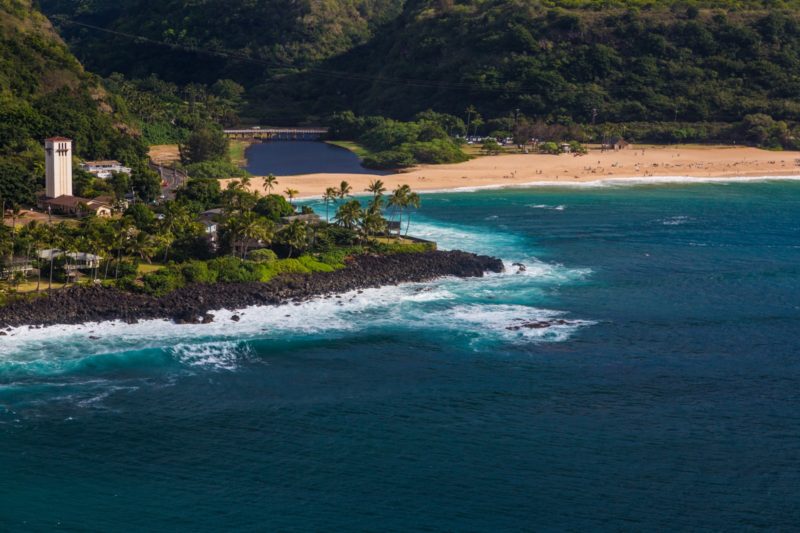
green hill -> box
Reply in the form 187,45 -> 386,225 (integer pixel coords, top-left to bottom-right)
285,1 -> 800,124
35,0 -> 800,144
39,0 -> 404,86
0,0 -> 147,206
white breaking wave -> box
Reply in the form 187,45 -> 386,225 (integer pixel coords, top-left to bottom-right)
0,216 -> 595,374
661,215 -> 692,226
529,204 -> 566,211
169,341 -> 253,371
415,174 -> 800,194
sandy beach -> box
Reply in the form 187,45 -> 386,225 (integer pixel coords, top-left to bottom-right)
220,145 -> 800,198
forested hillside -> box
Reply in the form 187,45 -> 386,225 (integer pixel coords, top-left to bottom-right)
0,0 -> 148,205
39,0 -> 404,86
287,0 -> 800,124
30,0 -> 800,145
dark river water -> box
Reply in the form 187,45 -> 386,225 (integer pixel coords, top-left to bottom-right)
244,141 -> 386,175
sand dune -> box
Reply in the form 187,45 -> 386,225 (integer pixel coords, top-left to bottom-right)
221,145 -> 800,198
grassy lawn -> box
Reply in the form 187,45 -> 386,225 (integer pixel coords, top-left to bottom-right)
8,280 -> 67,293
326,140 -> 373,159
372,236 -> 416,245
137,263 -> 165,275
228,140 -> 251,166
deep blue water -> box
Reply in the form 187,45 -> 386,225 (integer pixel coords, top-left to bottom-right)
244,141 -> 387,176
2,181 -> 800,530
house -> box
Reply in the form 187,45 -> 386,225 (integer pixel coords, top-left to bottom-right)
280,213 -> 322,225
560,142 -> 572,154
80,160 -> 132,179
41,195 -> 113,218
198,208 -> 223,251
0,258 -> 35,280
603,136 -> 631,151
38,250 -> 102,271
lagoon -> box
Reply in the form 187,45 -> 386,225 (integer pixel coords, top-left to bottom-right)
244,140 -> 387,176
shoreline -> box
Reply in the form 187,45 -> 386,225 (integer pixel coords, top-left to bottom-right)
224,145 -> 800,198
0,251 -> 503,331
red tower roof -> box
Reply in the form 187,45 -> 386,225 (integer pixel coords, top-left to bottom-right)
45,137 -> 72,142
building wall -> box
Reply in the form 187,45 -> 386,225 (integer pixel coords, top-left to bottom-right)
45,139 -> 73,198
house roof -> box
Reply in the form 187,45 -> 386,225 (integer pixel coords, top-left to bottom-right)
45,137 -> 72,142
281,214 -> 321,224
43,195 -> 111,210
43,195 -> 86,208
82,160 -> 123,166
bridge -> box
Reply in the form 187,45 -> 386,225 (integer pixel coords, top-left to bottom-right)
224,127 -> 329,141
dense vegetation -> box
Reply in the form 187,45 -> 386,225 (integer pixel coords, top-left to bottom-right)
1,169 -> 425,299
0,0 -> 159,207
36,0 -> 800,146
40,0 -> 402,121
328,111 -> 469,168
281,1 -> 800,146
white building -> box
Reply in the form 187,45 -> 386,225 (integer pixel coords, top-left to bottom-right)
45,137 -> 73,198
81,160 -> 132,179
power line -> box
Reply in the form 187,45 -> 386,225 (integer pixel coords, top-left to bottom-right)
49,15 -> 554,95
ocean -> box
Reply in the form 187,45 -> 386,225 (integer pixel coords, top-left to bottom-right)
2,180 -> 800,530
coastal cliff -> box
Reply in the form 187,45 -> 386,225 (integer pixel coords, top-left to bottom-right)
0,251 -> 504,330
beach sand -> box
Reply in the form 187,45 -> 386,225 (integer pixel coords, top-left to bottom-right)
221,145 -> 800,198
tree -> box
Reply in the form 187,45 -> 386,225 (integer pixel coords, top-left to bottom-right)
366,179 -> 386,198
334,200 -> 363,231
360,208 -> 387,241
255,194 -> 294,222
131,163 -> 162,203
180,126 -> 229,164
127,229 -> 157,264
403,191 -> 421,236
263,174 -> 278,195
465,105 -> 477,136
482,139 -> 501,154
322,187 -> 337,222
176,178 -> 221,209
284,188 -> 299,207
337,181 -> 352,201
276,220 -> 308,258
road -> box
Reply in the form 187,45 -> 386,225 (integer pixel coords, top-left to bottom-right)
149,162 -> 188,200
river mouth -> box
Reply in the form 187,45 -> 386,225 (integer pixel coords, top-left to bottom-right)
243,140 -> 390,176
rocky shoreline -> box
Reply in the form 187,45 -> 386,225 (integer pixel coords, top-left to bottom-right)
0,251 -> 504,331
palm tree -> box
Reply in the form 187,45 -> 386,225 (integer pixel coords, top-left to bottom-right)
159,202 -> 189,263
334,200 -> 363,231
277,220 -> 307,258
388,185 -> 408,234
8,204 -> 20,265
322,187 -> 337,222
465,105 -> 477,137
127,230 -> 157,264
365,179 -> 386,198
263,174 -> 278,195
284,188 -> 299,208
404,191 -> 421,236
360,209 -> 387,241
338,180 -> 352,201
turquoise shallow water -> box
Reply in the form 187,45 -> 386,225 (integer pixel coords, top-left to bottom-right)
2,181 -> 800,530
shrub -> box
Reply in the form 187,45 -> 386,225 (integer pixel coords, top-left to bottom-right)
363,150 -> 416,169
255,194 -> 295,221
142,268 -> 185,296
539,141 -> 561,154
248,249 -> 278,263
206,256 -> 260,282
181,260 -> 218,283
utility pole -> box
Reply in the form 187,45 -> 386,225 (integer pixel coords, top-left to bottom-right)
592,108 -> 598,126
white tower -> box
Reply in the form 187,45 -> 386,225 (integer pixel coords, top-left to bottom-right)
45,137 -> 73,198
